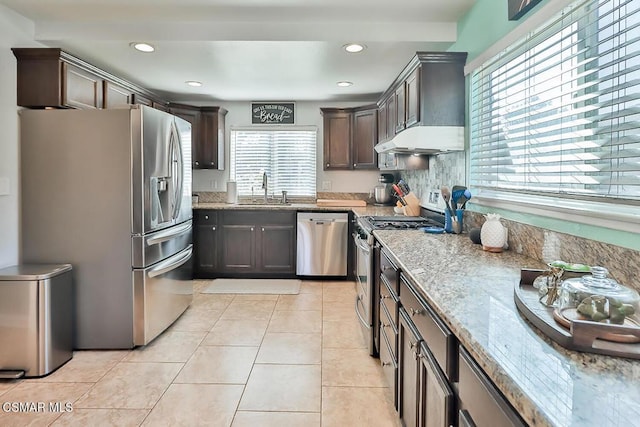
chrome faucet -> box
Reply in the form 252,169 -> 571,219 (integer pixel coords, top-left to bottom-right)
261,172 -> 268,202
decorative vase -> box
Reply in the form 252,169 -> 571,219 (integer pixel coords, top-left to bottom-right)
480,213 -> 506,252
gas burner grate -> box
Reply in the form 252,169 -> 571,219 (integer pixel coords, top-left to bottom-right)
363,216 -> 442,230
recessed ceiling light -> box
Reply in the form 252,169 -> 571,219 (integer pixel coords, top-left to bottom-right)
130,42 -> 155,53
343,43 -> 366,53
337,81 -> 353,87
185,81 -> 203,87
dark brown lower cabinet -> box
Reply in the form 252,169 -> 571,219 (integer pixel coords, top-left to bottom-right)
218,210 -> 295,277
259,224 -> 296,273
399,307 -> 421,427
380,246 -> 523,427
220,224 -> 256,272
194,211 -> 218,275
457,347 -> 526,427
379,325 -> 398,409
419,342 -> 454,427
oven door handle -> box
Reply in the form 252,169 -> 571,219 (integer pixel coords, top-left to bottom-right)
355,295 -> 371,330
352,233 -> 371,254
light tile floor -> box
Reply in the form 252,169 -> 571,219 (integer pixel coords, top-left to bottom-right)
0,280 -> 399,427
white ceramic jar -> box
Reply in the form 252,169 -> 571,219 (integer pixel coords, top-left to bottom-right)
480,213 -> 506,252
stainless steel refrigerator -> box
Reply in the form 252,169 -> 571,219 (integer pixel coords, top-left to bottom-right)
20,105 -> 193,349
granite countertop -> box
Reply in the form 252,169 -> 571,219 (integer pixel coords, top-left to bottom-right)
373,229 -> 640,427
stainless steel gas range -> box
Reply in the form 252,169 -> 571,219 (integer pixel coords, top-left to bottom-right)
353,211 -> 445,355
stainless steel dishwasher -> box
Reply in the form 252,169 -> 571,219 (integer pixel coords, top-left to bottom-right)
296,212 -> 348,276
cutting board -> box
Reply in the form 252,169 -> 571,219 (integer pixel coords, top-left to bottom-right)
316,199 -> 367,207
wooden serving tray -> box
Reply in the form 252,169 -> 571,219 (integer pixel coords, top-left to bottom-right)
514,269 -> 640,359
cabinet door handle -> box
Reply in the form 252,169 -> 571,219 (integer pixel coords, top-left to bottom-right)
382,265 -> 392,271
326,163 -> 330,167
381,322 -> 390,329
381,294 -> 390,300
409,340 -> 417,349
261,227 -> 265,232
212,226 -> 216,231
353,163 -> 356,168
210,162 -> 214,166
250,227 -> 254,231
409,308 -> 423,317
204,215 -> 209,220
194,161 -> 200,166
381,361 -> 391,367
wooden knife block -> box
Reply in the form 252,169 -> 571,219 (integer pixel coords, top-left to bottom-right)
403,192 -> 421,216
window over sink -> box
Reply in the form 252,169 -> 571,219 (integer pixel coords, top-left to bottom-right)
469,0 -> 640,232
230,127 -> 317,197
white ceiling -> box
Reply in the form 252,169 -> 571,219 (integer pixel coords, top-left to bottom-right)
1,0 -> 476,102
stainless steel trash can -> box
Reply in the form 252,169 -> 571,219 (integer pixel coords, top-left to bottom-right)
0,264 -> 73,378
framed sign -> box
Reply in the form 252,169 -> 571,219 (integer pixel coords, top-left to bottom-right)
251,102 -> 295,124
508,0 -> 543,20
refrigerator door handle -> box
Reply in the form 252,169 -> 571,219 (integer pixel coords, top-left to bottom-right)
170,122 -> 184,222
146,222 -> 192,246
147,245 -> 192,278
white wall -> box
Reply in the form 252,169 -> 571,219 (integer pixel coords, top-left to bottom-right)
190,101 -> 381,194
0,5 -> 38,268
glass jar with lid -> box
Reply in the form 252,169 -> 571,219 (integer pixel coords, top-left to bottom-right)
557,266 -> 639,325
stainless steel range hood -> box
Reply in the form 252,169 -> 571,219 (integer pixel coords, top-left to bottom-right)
374,126 -> 465,154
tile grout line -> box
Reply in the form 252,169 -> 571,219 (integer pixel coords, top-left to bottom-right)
228,291 -> 279,426
138,291 -> 235,426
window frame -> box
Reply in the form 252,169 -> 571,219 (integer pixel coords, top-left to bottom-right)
229,125 -> 318,198
468,0 -> 640,234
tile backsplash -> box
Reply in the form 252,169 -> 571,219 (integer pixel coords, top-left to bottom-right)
464,210 -> 640,291
400,151 -> 466,209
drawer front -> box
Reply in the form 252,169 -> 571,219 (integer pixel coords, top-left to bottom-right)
380,274 -> 398,329
221,209 -> 294,225
380,324 -> 398,409
380,249 -> 399,295
380,299 -> 398,360
195,210 -> 217,225
400,273 -> 457,380
458,347 -> 526,427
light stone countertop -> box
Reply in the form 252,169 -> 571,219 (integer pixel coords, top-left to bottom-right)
373,229 -> 640,427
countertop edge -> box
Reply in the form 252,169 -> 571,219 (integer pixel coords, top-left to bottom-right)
372,229 -> 640,427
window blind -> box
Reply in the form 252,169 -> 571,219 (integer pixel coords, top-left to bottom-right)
230,128 -> 317,197
470,0 -> 640,203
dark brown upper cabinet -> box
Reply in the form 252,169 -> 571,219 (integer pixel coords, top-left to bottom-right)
377,99 -> 388,144
352,106 -> 378,169
199,107 -> 227,170
382,96 -> 395,143
169,104 -> 227,170
376,52 -> 467,144
321,108 -> 352,170
12,48 -> 103,109
131,93 -> 153,107
395,83 -> 406,133
103,81 -> 132,109
405,67 -> 420,128
12,48 -> 162,111
321,106 -> 378,170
